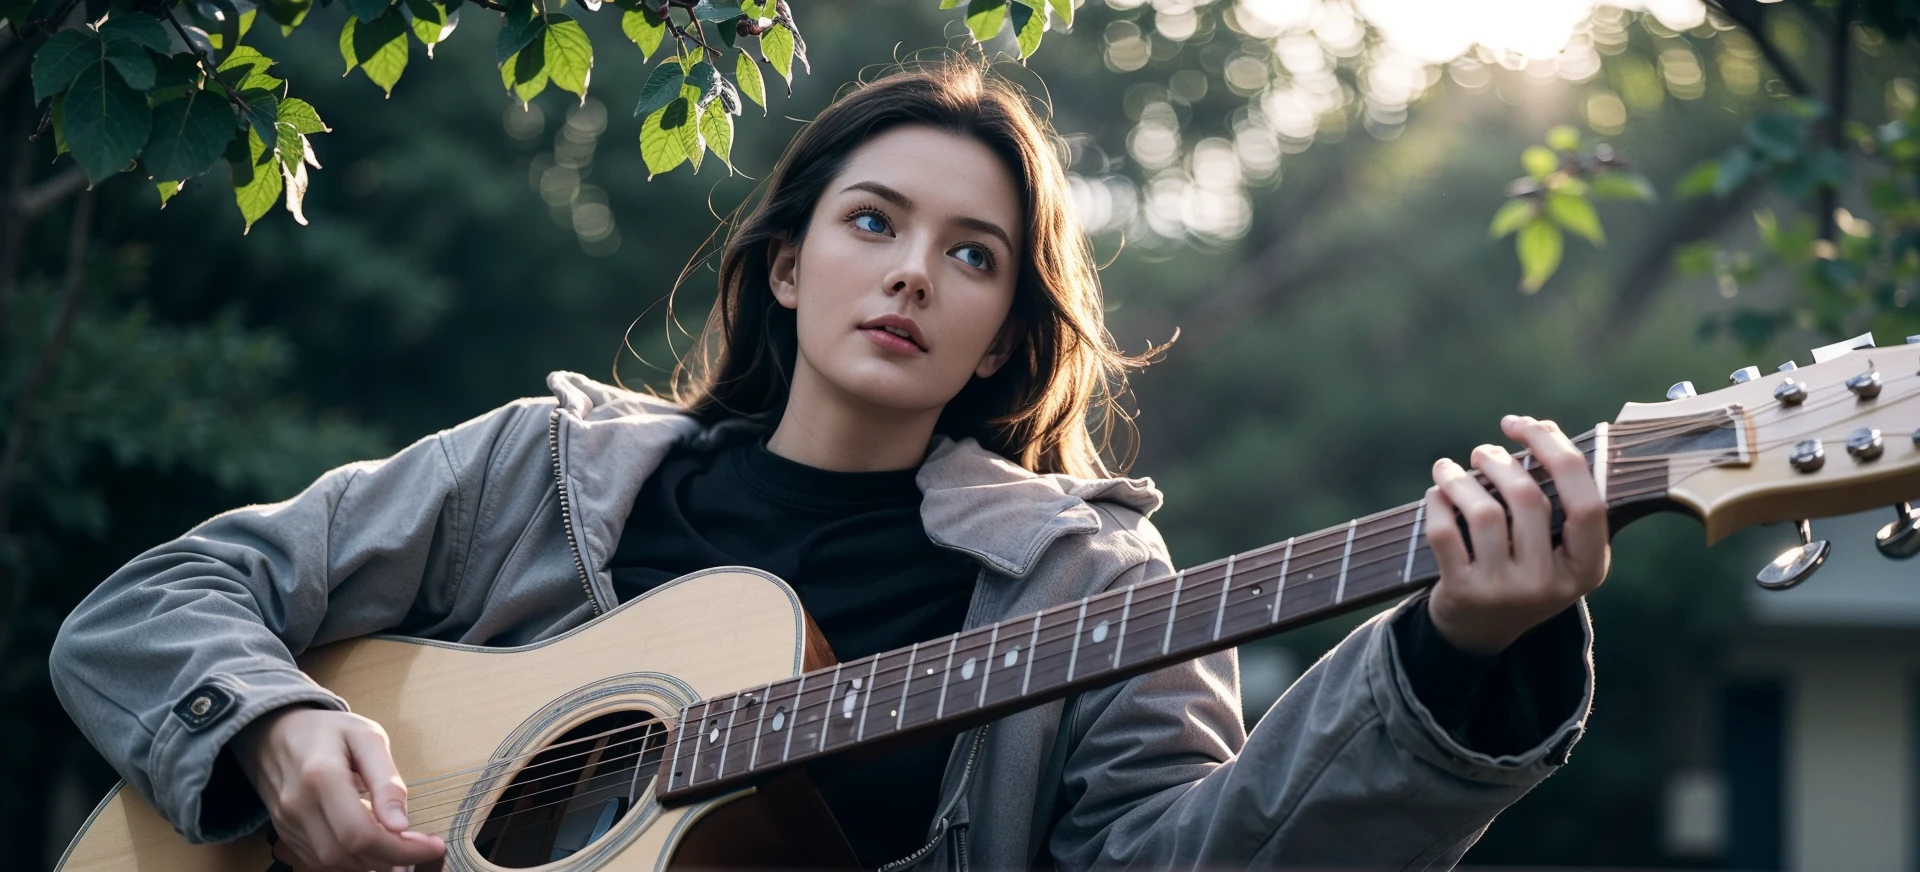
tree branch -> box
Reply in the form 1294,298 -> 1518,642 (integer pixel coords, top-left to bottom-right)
1706,0 -> 1816,97
1816,0 -> 1853,242
0,190 -> 92,664
11,165 -> 87,220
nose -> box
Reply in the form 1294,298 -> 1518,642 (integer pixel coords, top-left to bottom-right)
883,242 -> 936,305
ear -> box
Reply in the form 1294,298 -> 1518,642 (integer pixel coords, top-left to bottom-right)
767,234 -> 801,310
974,319 -> 1018,379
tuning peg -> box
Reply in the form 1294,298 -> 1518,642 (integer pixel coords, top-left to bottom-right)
1777,360 -> 1799,372
1875,503 -> 1920,559
1667,381 -> 1698,400
1810,332 -> 1877,363
1729,366 -> 1761,384
1907,335 -> 1920,344
1757,519 -> 1830,590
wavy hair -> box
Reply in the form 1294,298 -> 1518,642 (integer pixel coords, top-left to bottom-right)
666,58 -> 1162,478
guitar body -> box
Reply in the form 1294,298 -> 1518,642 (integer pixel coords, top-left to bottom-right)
56,568 -> 858,872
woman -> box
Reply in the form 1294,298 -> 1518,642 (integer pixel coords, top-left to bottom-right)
52,60 -> 1603,871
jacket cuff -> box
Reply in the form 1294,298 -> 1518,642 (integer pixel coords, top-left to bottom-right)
1367,592 -> 1593,787
147,666 -> 348,843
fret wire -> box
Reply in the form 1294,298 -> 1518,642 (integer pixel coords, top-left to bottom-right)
1065,599 -> 1089,681
1211,554 -> 1235,641
781,674 -> 804,763
895,642 -> 918,731
686,700 -> 708,786
977,623 -> 1001,708
748,680 -> 773,772
1161,571 -> 1184,655
1334,519 -> 1357,604
1020,612 -> 1041,695
856,657 -> 880,742
818,664 -> 842,754
1269,538 -> 1292,623
671,704 -> 691,789
1402,503 -> 1425,583
1112,586 -> 1134,670
936,635 -> 959,719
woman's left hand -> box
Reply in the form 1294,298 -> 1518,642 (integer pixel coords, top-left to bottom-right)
1423,414 -> 1611,655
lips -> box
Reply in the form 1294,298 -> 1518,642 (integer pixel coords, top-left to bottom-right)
858,314 -> 927,353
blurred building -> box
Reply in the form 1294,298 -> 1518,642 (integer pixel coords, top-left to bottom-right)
1709,507 -> 1920,872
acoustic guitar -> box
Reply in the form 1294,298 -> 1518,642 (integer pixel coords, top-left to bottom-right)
56,334 -> 1920,871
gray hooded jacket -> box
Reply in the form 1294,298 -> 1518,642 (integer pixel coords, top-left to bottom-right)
51,372 -> 1593,870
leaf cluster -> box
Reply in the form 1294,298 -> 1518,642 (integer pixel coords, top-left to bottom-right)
1487,125 -> 1657,294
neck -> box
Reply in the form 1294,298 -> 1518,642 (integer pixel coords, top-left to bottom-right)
766,367 -> 941,472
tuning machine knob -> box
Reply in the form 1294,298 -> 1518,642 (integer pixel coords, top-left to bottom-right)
1847,371 -> 1883,399
1729,366 -> 1761,384
1667,381 -> 1698,400
1757,519 -> 1830,590
1875,503 -> 1920,559
1777,360 -> 1798,372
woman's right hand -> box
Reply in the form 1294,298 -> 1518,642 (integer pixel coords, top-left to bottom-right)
231,705 -> 447,871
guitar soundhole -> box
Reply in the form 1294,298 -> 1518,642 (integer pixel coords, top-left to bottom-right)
471,710 -> 668,867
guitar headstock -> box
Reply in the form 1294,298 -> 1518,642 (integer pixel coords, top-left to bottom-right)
1610,333 -> 1920,544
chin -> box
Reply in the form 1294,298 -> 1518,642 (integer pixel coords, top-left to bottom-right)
827,367 -> 963,415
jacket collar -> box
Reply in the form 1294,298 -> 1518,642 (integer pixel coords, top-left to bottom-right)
543,371 -> 1164,589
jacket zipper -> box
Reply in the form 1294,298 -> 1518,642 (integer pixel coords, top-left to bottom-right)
876,724 -> 990,872
548,408 -> 603,616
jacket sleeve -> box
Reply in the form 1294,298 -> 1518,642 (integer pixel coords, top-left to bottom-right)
1047,552 -> 1594,870
48,398 -> 552,844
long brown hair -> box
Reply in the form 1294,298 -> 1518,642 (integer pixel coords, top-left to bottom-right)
668,58 -> 1161,479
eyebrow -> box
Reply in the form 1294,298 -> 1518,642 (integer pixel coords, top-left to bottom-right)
838,180 -> 1016,253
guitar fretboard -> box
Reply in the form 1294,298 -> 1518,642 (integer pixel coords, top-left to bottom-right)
658,430 -> 1628,803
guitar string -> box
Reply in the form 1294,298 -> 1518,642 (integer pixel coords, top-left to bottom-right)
401,455 -> 1675,799
667,469 -> 1690,780
395,379 -> 1911,804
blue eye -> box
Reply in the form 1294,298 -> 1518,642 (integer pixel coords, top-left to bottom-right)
953,245 -> 992,270
851,211 -> 889,234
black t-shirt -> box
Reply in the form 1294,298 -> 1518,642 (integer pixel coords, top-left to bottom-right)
611,433 -> 977,869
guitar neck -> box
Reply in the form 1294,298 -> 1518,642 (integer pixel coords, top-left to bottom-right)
659,427 -> 1636,803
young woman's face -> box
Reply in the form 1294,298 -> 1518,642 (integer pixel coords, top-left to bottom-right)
769,125 -> 1023,417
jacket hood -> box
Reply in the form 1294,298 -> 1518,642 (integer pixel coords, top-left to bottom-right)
544,371 -> 1163,582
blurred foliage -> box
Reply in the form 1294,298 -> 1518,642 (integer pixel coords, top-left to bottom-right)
4,1 -> 1918,870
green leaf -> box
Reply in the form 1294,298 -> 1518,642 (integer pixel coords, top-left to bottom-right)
65,63 -> 152,181
1544,125 -> 1580,152
1675,160 -> 1718,198
966,0 -> 1007,44
157,178 -> 183,206
699,98 -> 732,167
662,90 -> 702,172
351,8 -> 409,95
345,0 -> 388,23
217,46 -> 283,92
761,22 -> 795,86
1713,148 -> 1754,197
147,53 -> 204,103
1546,191 -> 1604,246
1521,145 -> 1557,181
633,62 -> 683,118
144,88 -> 234,180
229,126 -> 282,233
1487,199 -> 1535,239
939,0 -> 963,8
101,32 -> 156,91
405,0 -> 457,52
1010,1 -> 1045,57
1590,171 -> 1656,202
101,14 -> 174,53
693,2 -> 740,21
263,0 -> 312,32
1516,219 -> 1564,293
621,6 -> 665,58
639,98 -> 688,177
685,60 -> 717,102
238,87 -> 279,149
1745,112 -> 1804,162
735,51 -> 765,112
341,16 -> 359,73
496,0 -> 540,63
544,15 -> 592,100
1047,0 -> 1071,27
32,29 -> 98,103
275,118 -> 304,169
499,35 -> 548,105
277,96 -> 328,134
